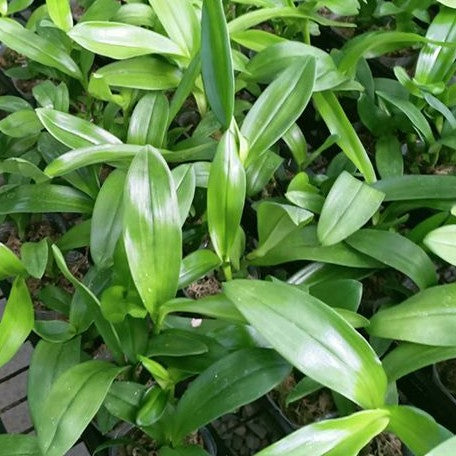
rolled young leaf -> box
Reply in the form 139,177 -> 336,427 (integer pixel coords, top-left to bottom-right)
346,229 -> 437,290
369,283 -> 456,346
37,361 -> 123,456
123,147 -> 181,318
224,280 -> 387,409
0,277 -> 33,368
207,129 -> 246,263
201,0 -> 234,129
317,171 -> 385,245
172,348 -> 291,443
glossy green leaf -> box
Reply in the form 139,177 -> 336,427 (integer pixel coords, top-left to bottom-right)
385,406 -> 452,456
426,436 -> 456,455
0,184 -> 93,214
0,95 -> 32,113
68,21 -> 184,59
318,172 -> 385,246
0,18 -> 81,79
0,110 -> 42,138
313,91 -> 376,183
56,219 -> 91,251
0,435 -> 41,456
91,170 -> 125,269
256,409 -> 389,456
201,0 -> 234,129
310,279 -> 362,311
112,3 -> 154,26
347,229 -> 436,290
147,329 -> 208,357
128,92 -> 170,147
245,149 -> 283,196
28,338 -> 81,427
172,348 -> 290,443
383,343 -> 456,382
373,175 -> 456,201
104,381 -> 147,424
0,158 -> 48,183
369,283 -> 456,346
124,147 -> 181,317
136,386 -> 168,427
149,0 -> 199,58
207,129 -> 246,263
241,58 -> 315,164
21,238 -> 48,279
375,135 -> 403,179
46,0 -> 73,31
37,361 -> 123,456
424,225 -> 456,265
173,164 -> 196,226
224,280 -> 387,408
0,243 -> 27,279
0,277 -> 33,368
36,108 -> 120,149
178,250 -> 221,289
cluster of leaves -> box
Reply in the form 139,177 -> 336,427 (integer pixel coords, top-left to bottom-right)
1,0 -> 456,455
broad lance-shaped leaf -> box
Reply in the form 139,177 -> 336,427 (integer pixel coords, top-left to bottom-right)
346,229 -> 436,290
313,91 -> 376,183
37,361 -> 123,456
28,338 -> 81,427
385,406 -> 452,456
0,277 -> 33,368
46,0 -> 73,31
207,129 -> 246,263
424,225 -> 456,266
224,280 -> 387,409
91,170 -> 125,269
241,57 -> 316,165
68,21 -> 184,59
201,0 -> 234,129
0,18 -> 81,80
369,283 -> 456,346
172,348 -> 290,443
36,108 -> 121,149
124,147 -> 181,318
317,171 -> 385,246
256,409 -> 389,456
21,239 -> 49,279
0,435 -> 41,456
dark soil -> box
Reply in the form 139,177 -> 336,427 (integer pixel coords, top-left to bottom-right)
186,276 -> 221,299
436,359 -> 456,396
361,432 -> 404,456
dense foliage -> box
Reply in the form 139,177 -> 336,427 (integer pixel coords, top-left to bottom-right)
1,0 -> 456,454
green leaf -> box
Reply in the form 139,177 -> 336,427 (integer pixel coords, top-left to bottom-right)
426,436 -> 456,455
286,376 -> 323,405
241,58 -> 315,164
178,249 -> 221,289
149,0 -> 199,58
0,95 -> 32,113
173,164 -> 196,226
385,406 -> 452,456
310,279 -> 362,311
21,238 -> 49,278
128,93 -> 170,147
104,381 -> 146,424
201,0 -> 234,129
36,108 -> 121,149
37,361 -> 123,456
0,18 -> 81,79
46,0 -> 73,31
375,135 -> 403,179
0,277 -> 33,368
383,343 -> 456,382
207,129 -> 246,263
424,225 -> 456,265
224,280 -> 387,408
68,21 -> 184,59
0,158 -> 49,184
91,170 -> 125,269
317,171 -> 385,246
172,348 -> 290,443
347,229 -> 437,290
245,150 -> 283,196
255,409 -> 389,456
369,283 -> 456,346
147,329 -> 208,358
0,184 -> 93,214
113,3 -> 154,26
28,338 -> 81,427
136,386 -> 168,427
0,435 -> 41,456
56,219 -> 91,251
160,447 -> 210,456
0,110 -> 42,138
0,243 -> 27,278
124,147 -> 181,317
313,91 -> 376,183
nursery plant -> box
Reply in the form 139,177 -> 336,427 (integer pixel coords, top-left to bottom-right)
1,0 -> 456,455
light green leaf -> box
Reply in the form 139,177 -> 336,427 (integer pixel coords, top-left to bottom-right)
318,171 -> 385,246
46,0 -> 73,31
426,436 -> 456,455
0,110 -> 42,138
424,225 -> 456,265
124,147 -> 182,317
224,280 -> 387,408
0,243 -> 27,279
21,238 -> 48,279
172,164 -> 196,226
375,135 -> 403,179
